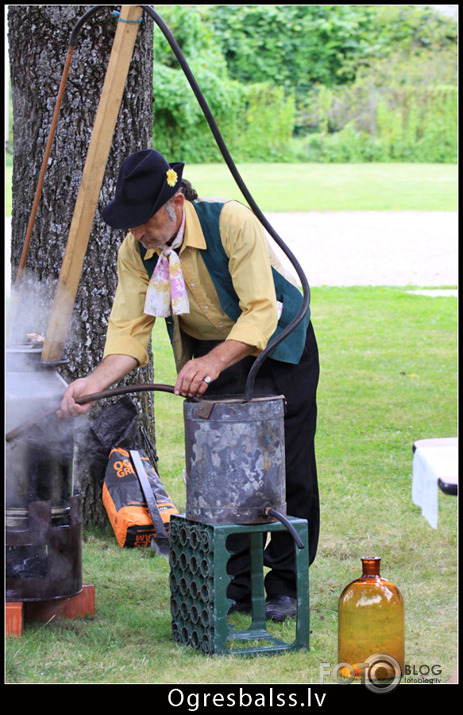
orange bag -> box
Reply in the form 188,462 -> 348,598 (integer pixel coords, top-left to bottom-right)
102,446 -> 178,551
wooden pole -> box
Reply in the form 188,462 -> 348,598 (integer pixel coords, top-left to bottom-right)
40,5 -> 143,363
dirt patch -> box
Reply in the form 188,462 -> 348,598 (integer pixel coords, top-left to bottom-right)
5,211 -> 458,296
264,211 -> 458,288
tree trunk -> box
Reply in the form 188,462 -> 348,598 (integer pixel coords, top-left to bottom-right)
8,5 -> 154,527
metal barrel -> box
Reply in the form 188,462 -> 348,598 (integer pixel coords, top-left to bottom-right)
184,395 -> 287,524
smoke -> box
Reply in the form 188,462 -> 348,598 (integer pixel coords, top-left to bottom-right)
5,271 -> 56,347
5,273 -> 139,512
5,273 -> 92,507
6,271 -> 64,436
5,343 -> 91,510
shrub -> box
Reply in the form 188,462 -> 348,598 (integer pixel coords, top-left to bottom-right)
292,83 -> 457,163
153,65 -> 295,163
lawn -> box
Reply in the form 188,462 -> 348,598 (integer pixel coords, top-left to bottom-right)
5,286 -> 457,688
183,162 -> 457,211
4,160 -> 458,215
5,163 -> 458,691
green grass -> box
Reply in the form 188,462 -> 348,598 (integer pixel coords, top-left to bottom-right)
6,287 -> 457,685
183,162 -> 457,211
4,161 -> 457,215
5,161 -> 457,685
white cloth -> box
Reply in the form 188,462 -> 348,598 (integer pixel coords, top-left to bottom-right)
412,438 -> 458,528
144,214 -> 189,317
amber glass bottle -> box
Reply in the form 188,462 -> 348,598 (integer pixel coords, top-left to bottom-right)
338,557 -> 404,679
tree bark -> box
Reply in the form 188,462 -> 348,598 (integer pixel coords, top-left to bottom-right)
8,5 -> 155,527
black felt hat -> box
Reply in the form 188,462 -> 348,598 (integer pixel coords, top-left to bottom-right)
102,149 -> 184,229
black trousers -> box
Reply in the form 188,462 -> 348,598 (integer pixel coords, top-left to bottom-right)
191,321 -> 320,601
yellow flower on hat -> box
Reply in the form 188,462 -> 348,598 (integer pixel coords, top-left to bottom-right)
166,169 -> 178,187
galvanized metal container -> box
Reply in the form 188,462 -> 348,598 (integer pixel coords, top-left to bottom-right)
184,395 -> 287,524
5,346 -> 82,602
5,347 -> 73,522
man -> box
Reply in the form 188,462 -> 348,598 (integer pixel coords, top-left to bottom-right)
60,149 -> 320,622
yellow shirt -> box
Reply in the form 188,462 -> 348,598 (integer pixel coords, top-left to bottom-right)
104,199 -> 293,370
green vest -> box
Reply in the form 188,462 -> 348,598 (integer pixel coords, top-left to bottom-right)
139,201 -> 310,364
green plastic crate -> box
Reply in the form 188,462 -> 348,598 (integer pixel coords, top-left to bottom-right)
169,514 -> 309,656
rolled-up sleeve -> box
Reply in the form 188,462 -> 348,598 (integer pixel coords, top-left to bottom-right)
220,202 -> 278,352
103,234 -> 155,367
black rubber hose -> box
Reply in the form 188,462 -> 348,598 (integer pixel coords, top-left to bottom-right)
5,383 -> 193,443
265,508 -> 305,550
69,5 -> 113,47
75,382 -> 179,404
141,5 -> 311,401
61,5 -> 310,401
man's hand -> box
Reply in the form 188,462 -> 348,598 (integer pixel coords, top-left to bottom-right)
174,340 -> 254,398
57,354 -> 138,418
57,377 -> 98,418
174,355 -> 221,399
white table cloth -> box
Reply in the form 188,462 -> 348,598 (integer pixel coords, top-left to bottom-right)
412,438 -> 458,528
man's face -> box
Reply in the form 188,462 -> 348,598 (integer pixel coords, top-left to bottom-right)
130,203 -> 178,251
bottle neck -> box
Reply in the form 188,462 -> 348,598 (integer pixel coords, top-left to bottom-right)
361,556 -> 381,577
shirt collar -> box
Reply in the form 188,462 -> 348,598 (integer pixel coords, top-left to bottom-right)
182,200 -> 207,250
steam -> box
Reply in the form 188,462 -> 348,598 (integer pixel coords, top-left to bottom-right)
6,271 -> 55,347
5,272 -> 90,507
5,338 -> 90,511
6,258 -> 85,600
6,272 -> 63,433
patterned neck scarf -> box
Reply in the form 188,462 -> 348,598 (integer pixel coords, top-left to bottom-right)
143,212 -> 190,317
